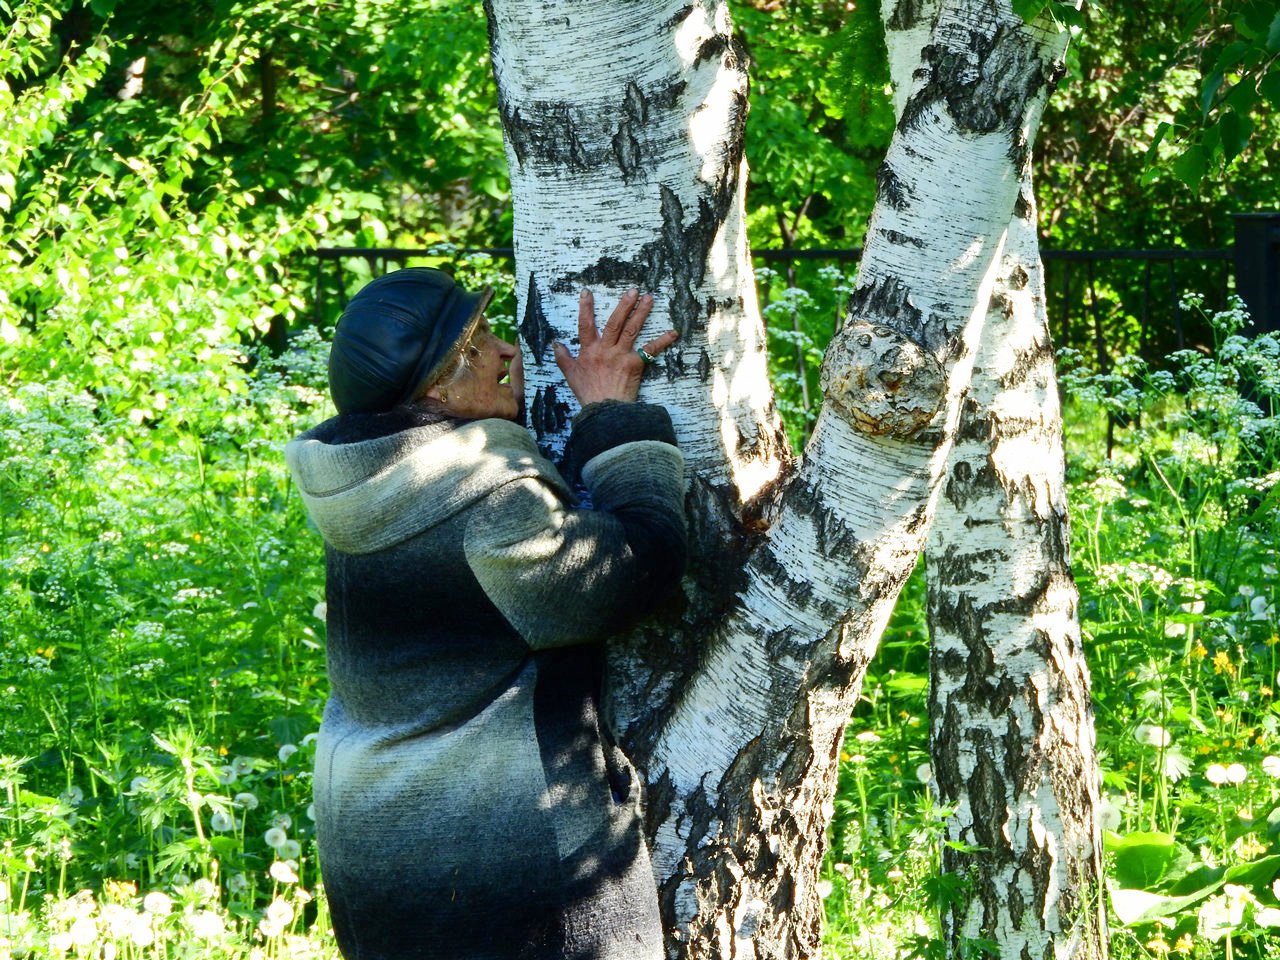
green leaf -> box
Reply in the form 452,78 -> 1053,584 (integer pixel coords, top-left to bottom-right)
1106,831 -> 1195,890
1201,72 -> 1224,117
1261,70 -> 1280,107
1219,110 -> 1255,165
89,0 -> 117,14
1269,11 -> 1280,52
1172,144 -> 1207,187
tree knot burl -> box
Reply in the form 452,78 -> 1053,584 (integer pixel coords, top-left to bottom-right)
820,321 -> 944,438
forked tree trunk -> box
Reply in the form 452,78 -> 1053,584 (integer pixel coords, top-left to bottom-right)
485,1 -> 1084,956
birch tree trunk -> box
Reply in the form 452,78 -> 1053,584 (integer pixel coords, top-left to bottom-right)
873,4 -> 1108,958
923,176 -> 1107,960
485,1 -> 1081,956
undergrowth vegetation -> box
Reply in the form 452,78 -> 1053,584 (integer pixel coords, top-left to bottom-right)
4,271 -> 1280,959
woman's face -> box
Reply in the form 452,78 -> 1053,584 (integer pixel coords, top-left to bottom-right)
428,318 -> 523,421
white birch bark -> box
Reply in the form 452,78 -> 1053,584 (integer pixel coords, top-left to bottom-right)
923,175 -> 1107,960
875,5 -> 1107,957
485,1 -> 1077,956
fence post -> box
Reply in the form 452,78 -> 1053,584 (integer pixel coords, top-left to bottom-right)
1232,213 -> 1280,333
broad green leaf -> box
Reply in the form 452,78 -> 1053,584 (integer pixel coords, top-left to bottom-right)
1106,830 -> 1195,889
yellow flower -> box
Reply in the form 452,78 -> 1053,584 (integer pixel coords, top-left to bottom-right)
1267,634 -> 1279,647
1261,686 -> 1274,698
1191,642 -> 1208,660
40,544 -> 50,553
1145,935 -> 1170,955
1198,745 -> 1214,755
218,746 -> 229,756
1174,933 -> 1194,954
1213,650 -> 1235,676
105,880 -> 137,900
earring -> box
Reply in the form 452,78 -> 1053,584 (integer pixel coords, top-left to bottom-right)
439,388 -> 449,404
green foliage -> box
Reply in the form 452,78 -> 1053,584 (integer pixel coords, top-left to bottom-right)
733,0 -> 893,250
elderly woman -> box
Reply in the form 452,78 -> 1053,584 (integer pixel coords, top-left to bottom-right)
285,267 -> 686,960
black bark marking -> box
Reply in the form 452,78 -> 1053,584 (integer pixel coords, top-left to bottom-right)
886,0 -> 929,30
898,6 -> 1052,164
529,384 -> 570,442
848,276 -> 927,345
695,33 -> 748,71
1014,187 -> 1034,221
880,228 -> 925,248
519,272 -> 556,366
696,348 -> 712,382
875,161 -> 910,211
662,4 -> 696,30
663,346 -> 686,383
500,101 -> 590,170
611,80 -> 647,181
1008,264 -> 1030,290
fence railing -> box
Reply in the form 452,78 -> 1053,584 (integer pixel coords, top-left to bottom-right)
306,241 -> 1254,376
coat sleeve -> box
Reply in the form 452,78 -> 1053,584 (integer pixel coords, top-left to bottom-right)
462,402 -> 687,649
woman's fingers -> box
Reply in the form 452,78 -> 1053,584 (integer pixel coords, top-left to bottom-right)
577,289 -> 598,347
639,329 -> 680,359
601,288 -> 640,345
619,293 -> 653,345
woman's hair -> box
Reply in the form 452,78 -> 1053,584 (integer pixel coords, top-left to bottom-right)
411,334 -> 478,405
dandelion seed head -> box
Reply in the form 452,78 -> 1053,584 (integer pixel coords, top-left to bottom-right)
269,861 -> 299,884
281,839 -> 302,860
235,792 -> 259,810
1206,763 -> 1229,785
1226,763 -> 1248,784
271,813 -> 292,830
142,892 -> 172,916
217,766 -> 237,786
192,878 -> 217,900
210,811 -> 235,833
264,828 -> 287,850
188,910 -> 225,939
277,744 -> 298,763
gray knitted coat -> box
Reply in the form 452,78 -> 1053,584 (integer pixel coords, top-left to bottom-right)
285,402 -> 686,960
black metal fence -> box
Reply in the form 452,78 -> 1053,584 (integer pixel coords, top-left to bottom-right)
307,220 -> 1277,379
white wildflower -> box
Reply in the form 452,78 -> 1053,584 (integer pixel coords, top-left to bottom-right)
49,931 -> 75,953
235,791 -> 260,810
281,839 -> 302,860
1098,797 -> 1123,832
142,892 -> 172,915
277,744 -> 298,763
1226,763 -> 1248,785
69,916 -> 97,948
269,861 -> 299,885
228,873 -> 250,894
1264,756 -> 1280,778
266,897 -> 294,926
188,910 -> 225,939
210,810 -> 235,832
854,731 -> 880,744
59,786 -> 84,806
130,922 -> 155,948
272,813 -> 293,830
312,602 -> 327,621
816,879 -> 833,899
264,828 -> 288,850
1135,724 -> 1172,748
258,917 -> 284,939
192,878 -> 217,900
1206,764 -> 1229,785
915,763 -> 932,784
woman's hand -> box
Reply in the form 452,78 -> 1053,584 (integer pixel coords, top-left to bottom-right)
553,288 -> 679,406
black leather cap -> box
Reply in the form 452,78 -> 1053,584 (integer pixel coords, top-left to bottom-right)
328,268 -> 494,415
